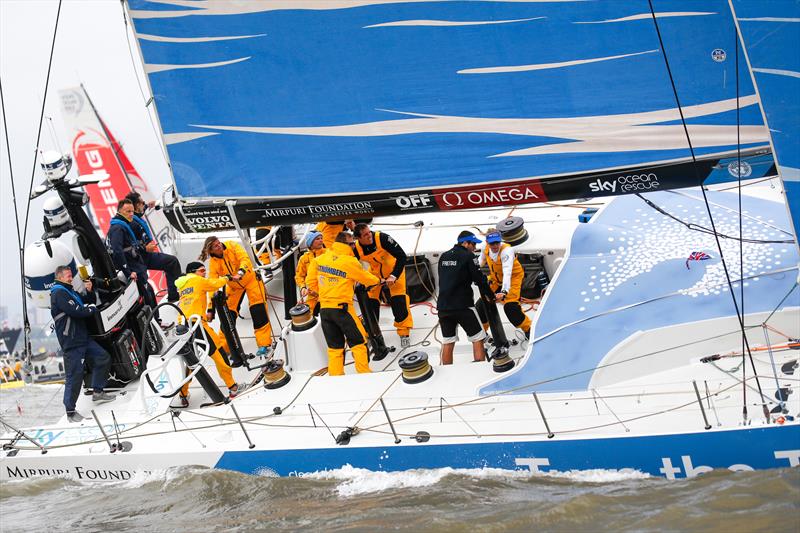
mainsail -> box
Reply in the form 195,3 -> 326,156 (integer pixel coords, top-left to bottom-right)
125,0 -> 784,231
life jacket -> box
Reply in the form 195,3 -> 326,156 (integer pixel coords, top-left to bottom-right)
484,243 -> 524,287
355,231 -> 395,278
132,214 -> 154,242
107,217 -> 141,258
295,247 -> 327,288
208,241 -> 253,283
50,283 -> 85,306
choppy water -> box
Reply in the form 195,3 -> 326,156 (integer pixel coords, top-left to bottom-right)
1,386 -> 799,532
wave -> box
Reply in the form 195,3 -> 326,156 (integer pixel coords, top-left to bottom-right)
303,464 -> 649,496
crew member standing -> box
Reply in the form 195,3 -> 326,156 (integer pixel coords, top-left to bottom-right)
200,237 -> 273,356
295,230 -> 326,315
437,231 -> 495,365
353,223 -> 413,347
306,231 -> 380,376
107,199 -> 151,308
315,219 -> 354,249
50,265 -> 115,422
175,262 -> 245,405
125,192 -> 181,302
478,231 -> 532,339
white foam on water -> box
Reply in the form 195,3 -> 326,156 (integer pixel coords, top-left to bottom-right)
537,468 -> 651,483
113,467 -> 191,488
305,464 -> 530,497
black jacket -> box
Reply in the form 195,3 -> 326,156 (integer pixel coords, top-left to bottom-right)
50,281 -> 97,351
437,244 -> 494,311
107,214 -> 146,276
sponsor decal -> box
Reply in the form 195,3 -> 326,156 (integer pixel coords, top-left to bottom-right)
6,465 -> 146,481
306,201 -> 373,219
515,450 -> 800,478
185,206 -> 233,230
711,48 -> 726,62
588,172 -> 660,194
434,181 -> 546,210
99,281 -> 139,330
395,193 -> 433,210
260,207 -> 309,218
256,201 -> 374,223
727,161 -> 752,178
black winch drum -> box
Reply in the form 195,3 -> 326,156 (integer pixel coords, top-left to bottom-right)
263,359 -> 291,389
289,303 -> 316,332
496,216 -> 529,246
492,353 -> 516,373
398,351 -> 434,384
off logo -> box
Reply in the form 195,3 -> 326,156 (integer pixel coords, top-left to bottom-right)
396,194 -> 432,209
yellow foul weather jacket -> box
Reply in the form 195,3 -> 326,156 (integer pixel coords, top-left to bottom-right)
306,242 -> 380,309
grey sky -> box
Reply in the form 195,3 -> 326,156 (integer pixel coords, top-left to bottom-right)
0,0 -> 171,324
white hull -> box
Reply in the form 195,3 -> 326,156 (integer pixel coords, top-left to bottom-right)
3,184 -> 799,481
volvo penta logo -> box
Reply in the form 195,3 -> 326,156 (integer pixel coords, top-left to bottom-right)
395,194 -> 432,209
727,161 -> 752,178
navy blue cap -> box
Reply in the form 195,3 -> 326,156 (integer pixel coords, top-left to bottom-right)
486,232 -> 502,244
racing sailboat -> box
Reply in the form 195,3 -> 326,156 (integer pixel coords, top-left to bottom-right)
1,0 -> 798,481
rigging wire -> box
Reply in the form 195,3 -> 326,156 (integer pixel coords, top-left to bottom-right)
120,3 -> 172,172
735,21 -> 748,423
668,188 -> 793,237
635,193 -> 794,244
0,0 -> 63,382
646,0 -> 768,422
22,0 -> 63,244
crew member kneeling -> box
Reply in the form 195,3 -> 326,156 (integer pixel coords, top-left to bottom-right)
478,231 -> 532,339
175,262 -> 245,405
200,237 -> 273,356
306,232 -> 380,376
50,266 -> 115,423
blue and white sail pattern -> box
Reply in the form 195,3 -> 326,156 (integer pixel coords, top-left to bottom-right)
483,190 -> 799,394
731,0 -> 800,247
127,0 -> 771,200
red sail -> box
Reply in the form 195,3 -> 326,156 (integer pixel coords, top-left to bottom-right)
60,86 -> 170,299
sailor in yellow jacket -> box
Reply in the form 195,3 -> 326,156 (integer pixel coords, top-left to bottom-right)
175,262 -> 244,402
478,231 -> 532,337
353,223 -> 414,346
315,220 -> 354,249
200,236 -> 273,355
295,230 -> 326,314
306,231 -> 380,376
